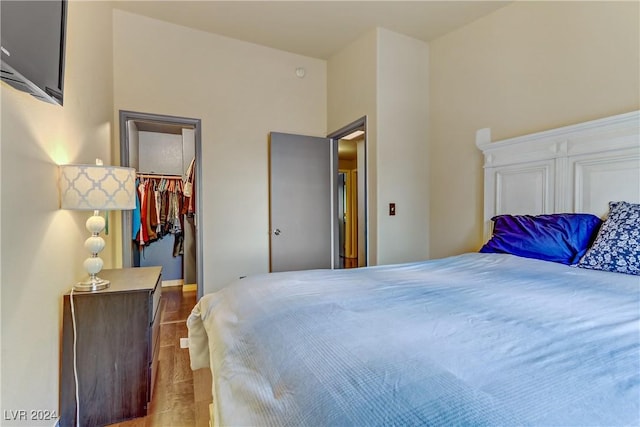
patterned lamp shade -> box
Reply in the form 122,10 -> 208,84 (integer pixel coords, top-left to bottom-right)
59,163 -> 137,291
59,164 -> 136,211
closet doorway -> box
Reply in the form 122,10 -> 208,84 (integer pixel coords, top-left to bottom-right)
119,110 -> 203,298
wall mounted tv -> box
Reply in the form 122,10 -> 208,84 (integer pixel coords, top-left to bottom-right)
1,0 -> 67,105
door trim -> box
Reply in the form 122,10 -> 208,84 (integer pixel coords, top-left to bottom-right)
118,110 -> 204,299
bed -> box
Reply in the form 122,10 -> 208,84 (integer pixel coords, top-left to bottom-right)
188,111 -> 640,426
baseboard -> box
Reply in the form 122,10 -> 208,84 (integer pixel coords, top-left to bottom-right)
183,283 -> 197,292
162,279 -> 184,288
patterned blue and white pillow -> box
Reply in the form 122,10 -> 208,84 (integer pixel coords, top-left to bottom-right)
577,201 -> 640,275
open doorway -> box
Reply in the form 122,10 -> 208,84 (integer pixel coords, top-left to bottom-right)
119,110 -> 203,298
329,116 -> 367,269
268,117 -> 367,272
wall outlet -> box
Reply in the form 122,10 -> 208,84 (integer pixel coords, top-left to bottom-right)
180,337 -> 189,348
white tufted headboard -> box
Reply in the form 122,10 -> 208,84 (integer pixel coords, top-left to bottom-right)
476,111 -> 640,241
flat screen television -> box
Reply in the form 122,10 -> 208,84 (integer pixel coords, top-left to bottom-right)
1,0 -> 67,105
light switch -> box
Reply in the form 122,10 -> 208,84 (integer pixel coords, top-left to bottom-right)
389,203 -> 396,216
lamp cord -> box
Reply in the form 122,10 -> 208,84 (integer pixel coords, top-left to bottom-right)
70,289 -> 81,427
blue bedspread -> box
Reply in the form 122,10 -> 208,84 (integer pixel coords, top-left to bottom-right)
188,253 -> 640,426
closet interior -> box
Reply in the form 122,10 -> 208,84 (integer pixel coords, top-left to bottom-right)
122,118 -> 198,289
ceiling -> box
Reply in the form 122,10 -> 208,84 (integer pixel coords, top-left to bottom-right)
112,1 -> 511,60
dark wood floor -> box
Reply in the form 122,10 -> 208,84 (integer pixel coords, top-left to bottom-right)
340,256 -> 359,269
109,287 -> 211,427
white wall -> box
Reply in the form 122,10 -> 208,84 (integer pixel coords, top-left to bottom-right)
0,1 -> 115,423
327,29 -> 379,264
328,28 -> 429,266
429,1 -> 640,258
138,131 -> 183,175
376,28 -> 429,264
113,10 -> 327,293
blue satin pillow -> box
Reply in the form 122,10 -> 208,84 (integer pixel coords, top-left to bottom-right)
480,213 -> 602,265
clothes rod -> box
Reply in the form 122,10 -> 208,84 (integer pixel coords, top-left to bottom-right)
137,173 -> 183,179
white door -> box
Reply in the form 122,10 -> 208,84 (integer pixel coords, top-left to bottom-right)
269,132 -> 333,272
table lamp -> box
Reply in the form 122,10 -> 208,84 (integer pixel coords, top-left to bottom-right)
59,161 -> 136,291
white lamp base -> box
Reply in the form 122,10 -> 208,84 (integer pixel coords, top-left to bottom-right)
75,212 -> 109,292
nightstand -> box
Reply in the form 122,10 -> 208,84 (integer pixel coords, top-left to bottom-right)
59,266 -> 162,427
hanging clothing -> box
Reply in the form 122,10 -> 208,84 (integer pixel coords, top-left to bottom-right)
133,174 -> 192,258
173,232 -> 184,257
138,180 -> 148,246
145,181 -> 158,242
132,178 -> 141,240
183,158 -> 196,217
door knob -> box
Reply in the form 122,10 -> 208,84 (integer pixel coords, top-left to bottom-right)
273,228 -> 281,236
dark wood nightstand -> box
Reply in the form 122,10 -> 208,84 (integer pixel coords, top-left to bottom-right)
59,267 -> 162,427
